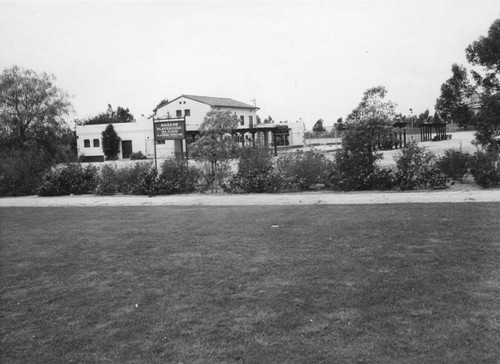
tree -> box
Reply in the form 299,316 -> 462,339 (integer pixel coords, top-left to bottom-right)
436,17 -> 500,150
465,18 -> 500,151
81,104 -> 134,125
0,66 -> 74,195
334,86 -> 396,190
101,124 -> 121,160
312,119 -> 326,133
0,66 -> 72,149
435,64 -> 474,126
188,110 -> 239,192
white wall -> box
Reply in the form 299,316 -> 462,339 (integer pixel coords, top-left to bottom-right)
155,96 -> 259,130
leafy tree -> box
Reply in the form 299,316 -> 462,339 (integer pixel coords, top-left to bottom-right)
332,86 -> 396,190
0,66 -> 72,149
81,104 -> 134,125
436,18 -> 500,150
188,110 -> 239,192
312,119 -> 326,132
435,64 -> 474,126
101,123 -> 121,160
0,66 -> 74,195
263,115 -> 274,124
466,18 -> 500,91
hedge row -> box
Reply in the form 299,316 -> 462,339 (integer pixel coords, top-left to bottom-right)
36,145 -> 500,197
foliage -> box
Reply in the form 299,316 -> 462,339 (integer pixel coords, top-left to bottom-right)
130,151 -> 147,160
436,18 -> 500,150
228,146 -> 276,193
158,157 -> 200,194
435,149 -> 473,182
188,110 -> 239,192
101,123 -> 121,160
332,127 -> 384,190
275,149 -> 332,191
38,163 -> 97,196
332,86 -> 397,190
80,104 -> 134,125
0,148 -> 53,196
466,18 -> 500,88
394,141 -> 445,190
312,119 -> 326,132
94,162 -> 153,195
435,64 -> 475,126
0,66 -> 73,149
473,93 -> 500,152
0,66 -> 75,195
469,150 -> 500,188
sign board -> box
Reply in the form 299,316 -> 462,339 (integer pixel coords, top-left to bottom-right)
154,118 -> 185,140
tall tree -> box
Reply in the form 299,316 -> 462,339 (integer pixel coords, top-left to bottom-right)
188,110 -> 239,192
0,66 -> 72,149
0,66 -> 74,195
436,17 -> 500,151
101,124 -> 121,160
466,18 -> 500,151
335,86 -> 397,190
435,64 -> 474,126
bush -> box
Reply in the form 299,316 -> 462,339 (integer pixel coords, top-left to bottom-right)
394,141 -> 445,190
0,149 -> 45,196
469,151 -> 500,188
94,162 -> 153,195
435,149 -> 472,182
228,146 -> 276,193
158,157 -> 200,194
275,149 -> 332,191
38,163 -> 97,196
131,151 -> 147,160
94,164 -> 119,195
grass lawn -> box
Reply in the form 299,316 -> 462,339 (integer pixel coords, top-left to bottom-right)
1,204 -> 500,363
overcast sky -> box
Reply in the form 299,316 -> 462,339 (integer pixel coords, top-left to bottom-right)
1,0 -> 499,129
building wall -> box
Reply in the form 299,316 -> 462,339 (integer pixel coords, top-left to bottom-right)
76,118 -> 166,159
155,96 -> 259,130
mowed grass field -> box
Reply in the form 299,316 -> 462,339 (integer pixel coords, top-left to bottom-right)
1,204 -> 500,363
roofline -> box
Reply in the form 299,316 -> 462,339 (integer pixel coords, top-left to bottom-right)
155,94 -> 260,111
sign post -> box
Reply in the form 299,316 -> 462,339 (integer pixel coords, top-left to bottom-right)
152,117 -> 186,169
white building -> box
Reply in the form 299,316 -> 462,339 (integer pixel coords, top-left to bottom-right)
76,94 -> 305,160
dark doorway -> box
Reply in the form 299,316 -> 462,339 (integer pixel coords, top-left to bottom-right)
122,140 -> 133,158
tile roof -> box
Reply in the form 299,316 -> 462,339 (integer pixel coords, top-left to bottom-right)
182,94 -> 259,109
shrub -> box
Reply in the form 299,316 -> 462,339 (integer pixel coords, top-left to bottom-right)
275,149 -> 332,191
229,146 -> 276,193
0,149 -> 50,196
38,163 -> 97,196
132,168 -> 161,195
95,162 -> 153,195
435,149 -> 472,182
94,164 -> 119,195
394,141 -> 445,190
158,157 -> 200,194
131,151 -> 147,160
469,151 -> 500,188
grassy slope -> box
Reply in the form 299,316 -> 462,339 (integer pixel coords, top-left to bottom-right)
1,204 -> 499,363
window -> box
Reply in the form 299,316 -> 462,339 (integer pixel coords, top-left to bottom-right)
240,115 -> 244,126
249,116 -> 253,127
184,109 -> 190,116
84,139 -> 90,148
93,139 -> 100,147
176,110 -> 182,117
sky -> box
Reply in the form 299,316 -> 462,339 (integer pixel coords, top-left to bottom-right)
1,0 -> 499,130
